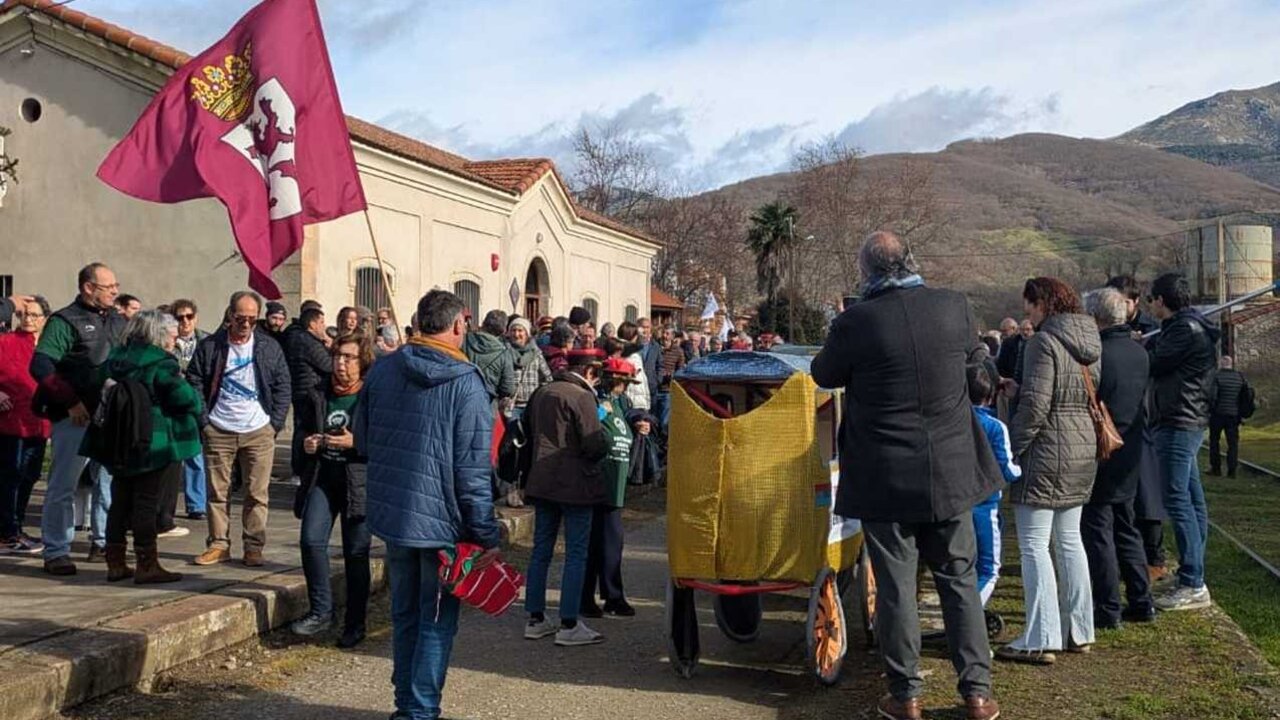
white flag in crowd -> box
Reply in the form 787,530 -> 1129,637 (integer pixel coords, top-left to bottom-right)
701,292 -> 720,320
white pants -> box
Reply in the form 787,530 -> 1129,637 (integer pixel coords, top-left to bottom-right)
1008,504 -> 1094,652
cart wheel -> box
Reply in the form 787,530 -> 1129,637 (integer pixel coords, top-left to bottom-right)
665,581 -> 700,679
713,593 -> 763,643
985,610 -> 1005,640
854,544 -> 878,648
806,568 -> 848,686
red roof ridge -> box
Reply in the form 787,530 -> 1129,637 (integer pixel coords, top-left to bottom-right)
650,286 -> 684,310
3,0 -> 654,244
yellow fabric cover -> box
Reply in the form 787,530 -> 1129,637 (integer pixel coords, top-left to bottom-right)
667,372 -> 831,582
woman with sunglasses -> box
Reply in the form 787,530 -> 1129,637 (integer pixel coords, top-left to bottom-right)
0,297 -> 53,554
290,333 -> 373,649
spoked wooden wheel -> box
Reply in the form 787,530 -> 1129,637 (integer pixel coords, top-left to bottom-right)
806,567 -> 848,686
665,581 -> 700,679
854,544 -> 878,647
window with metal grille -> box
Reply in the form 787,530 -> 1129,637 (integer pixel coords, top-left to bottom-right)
453,280 -> 481,324
0,276 -> 11,298
354,267 -> 390,312
582,297 -> 599,326
624,304 -> 639,323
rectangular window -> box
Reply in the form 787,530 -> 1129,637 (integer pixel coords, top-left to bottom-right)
453,280 -> 481,325
582,298 -> 599,326
0,276 -> 11,298
354,267 -> 390,311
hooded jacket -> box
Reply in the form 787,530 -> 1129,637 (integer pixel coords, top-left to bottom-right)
1148,309 -> 1220,430
355,343 -> 500,549
463,332 -> 516,401
83,342 -> 203,477
1009,313 -> 1102,509
282,321 -> 332,405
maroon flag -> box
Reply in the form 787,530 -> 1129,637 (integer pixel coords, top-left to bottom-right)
97,0 -> 366,298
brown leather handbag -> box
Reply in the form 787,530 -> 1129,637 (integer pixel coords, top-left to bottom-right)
1081,364 -> 1124,461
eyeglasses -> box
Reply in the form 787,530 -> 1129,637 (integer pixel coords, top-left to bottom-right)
92,282 -> 121,292
335,352 -> 361,364
175,313 -> 196,321
232,315 -> 257,325
14,311 -> 44,319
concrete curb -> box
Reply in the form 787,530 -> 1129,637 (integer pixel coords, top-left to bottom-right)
0,558 -> 386,720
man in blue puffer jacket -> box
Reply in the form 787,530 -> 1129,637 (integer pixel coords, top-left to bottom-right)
355,289 -> 501,720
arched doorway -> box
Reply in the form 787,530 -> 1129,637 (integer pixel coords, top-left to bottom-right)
524,258 -> 549,319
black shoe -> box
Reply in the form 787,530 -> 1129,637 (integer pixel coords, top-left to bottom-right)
580,601 -> 604,619
1095,617 -> 1122,631
187,511 -> 206,521
1227,471 -> 1238,479
1122,606 -> 1157,623
336,626 -> 366,649
1207,468 -> 1221,477
290,611 -> 335,637
603,600 -> 636,617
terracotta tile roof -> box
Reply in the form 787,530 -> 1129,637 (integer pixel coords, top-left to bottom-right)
1,0 -> 192,68
650,287 -> 684,310
3,0 -> 655,245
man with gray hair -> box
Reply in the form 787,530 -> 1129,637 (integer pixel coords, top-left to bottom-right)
813,231 -> 1001,720
185,291 -> 291,567
1081,287 -> 1156,629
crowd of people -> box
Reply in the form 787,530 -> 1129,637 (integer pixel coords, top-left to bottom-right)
814,232 -> 1249,720
0,243 -> 1254,720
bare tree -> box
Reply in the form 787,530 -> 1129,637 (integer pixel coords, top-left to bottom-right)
569,121 -> 664,225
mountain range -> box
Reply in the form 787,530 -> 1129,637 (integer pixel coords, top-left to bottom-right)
700,82 -> 1280,321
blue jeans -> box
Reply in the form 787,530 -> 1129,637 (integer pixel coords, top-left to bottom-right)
653,391 -> 672,431
1155,427 -> 1209,589
0,436 -> 45,538
299,475 -> 371,630
42,420 -> 111,559
1009,504 -> 1094,652
386,542 -> 459,720
524,501 -> 593,621
182,453 -> 207,515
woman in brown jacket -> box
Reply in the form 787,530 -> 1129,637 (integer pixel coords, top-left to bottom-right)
998,278 -> 1101,666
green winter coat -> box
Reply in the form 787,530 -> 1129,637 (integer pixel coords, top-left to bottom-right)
463,332 -> 516,401
84,342 -> 204,477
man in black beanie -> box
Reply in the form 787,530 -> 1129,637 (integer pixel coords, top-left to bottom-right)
569,306 -> 592,349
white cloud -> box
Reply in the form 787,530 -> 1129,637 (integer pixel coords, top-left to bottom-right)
76,0 -> 1280,188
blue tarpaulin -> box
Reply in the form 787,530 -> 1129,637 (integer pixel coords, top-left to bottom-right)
674,351 -> 812,383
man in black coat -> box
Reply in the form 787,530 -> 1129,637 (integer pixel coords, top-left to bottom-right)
1080,288 -> 1155,630
1207,355 -> 1249,478
812,232 -> 1001,720
282,307 -> 333,482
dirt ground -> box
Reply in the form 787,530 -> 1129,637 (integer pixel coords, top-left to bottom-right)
65,493 -> 1280,720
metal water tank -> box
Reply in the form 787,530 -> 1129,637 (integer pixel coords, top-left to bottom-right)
1185,224 -> 1274,301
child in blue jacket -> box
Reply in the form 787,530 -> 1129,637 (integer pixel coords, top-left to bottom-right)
967,358 -> 1022,605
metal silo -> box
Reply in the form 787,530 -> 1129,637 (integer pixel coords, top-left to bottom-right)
1185,224 -> 1274,302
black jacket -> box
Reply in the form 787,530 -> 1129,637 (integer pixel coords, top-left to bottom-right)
294,391 -> 367,521
996,334 -> 1023,379
1148,309 -> 1219,430
1091,326 -> 1150,505
185,329 -> 292,432
1208,368 -> 1247,420
282,323 -> 332,405
523,373 -> 610,506
812,285 -> 1003,523
1128,311 -> 1160,336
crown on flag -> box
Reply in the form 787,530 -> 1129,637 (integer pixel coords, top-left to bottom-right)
189,42 -> 255,122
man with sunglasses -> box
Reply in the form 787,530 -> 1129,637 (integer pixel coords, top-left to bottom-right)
186,291 -> 291,567
170,300 -> 209,520
29,262 -> 126,575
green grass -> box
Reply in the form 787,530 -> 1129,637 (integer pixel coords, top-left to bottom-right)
1205,528 -> 1280,668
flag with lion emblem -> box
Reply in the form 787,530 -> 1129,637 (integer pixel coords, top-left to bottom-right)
97,0 -> 366,299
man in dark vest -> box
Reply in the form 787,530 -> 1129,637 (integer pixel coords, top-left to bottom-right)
30,262 -> 127,575
1208,355 -> 1250,479
813,232 -> 1001,720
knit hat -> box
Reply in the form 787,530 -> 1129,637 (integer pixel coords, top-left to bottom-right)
569,306 -> 592,326
537,315 -> 554,332
508,317 -> 533,335
265,302 -> 287,318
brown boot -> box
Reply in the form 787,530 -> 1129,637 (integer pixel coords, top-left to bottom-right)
877,694 -> 923,720
104,543 -> 134,582
965,695 -> 1001,720
134,545 -> 182,584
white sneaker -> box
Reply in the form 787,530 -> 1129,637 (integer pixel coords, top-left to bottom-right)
287,475 -> 302,487
157,526 -> 191,539
1155,585 -> 1211,612
554,621 -> 604,646
524,618 -> 559,640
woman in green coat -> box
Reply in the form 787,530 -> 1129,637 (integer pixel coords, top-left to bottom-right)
88,310 -> 203,584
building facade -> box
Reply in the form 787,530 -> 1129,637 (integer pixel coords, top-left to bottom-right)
0,0 -> 656,330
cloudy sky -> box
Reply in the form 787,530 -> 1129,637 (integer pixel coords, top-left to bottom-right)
77,0 -> 1280,190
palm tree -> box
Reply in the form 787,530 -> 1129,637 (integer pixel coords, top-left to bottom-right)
745,201 -> 798,333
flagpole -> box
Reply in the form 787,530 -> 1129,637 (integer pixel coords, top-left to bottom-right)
361,209 -> 401,336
